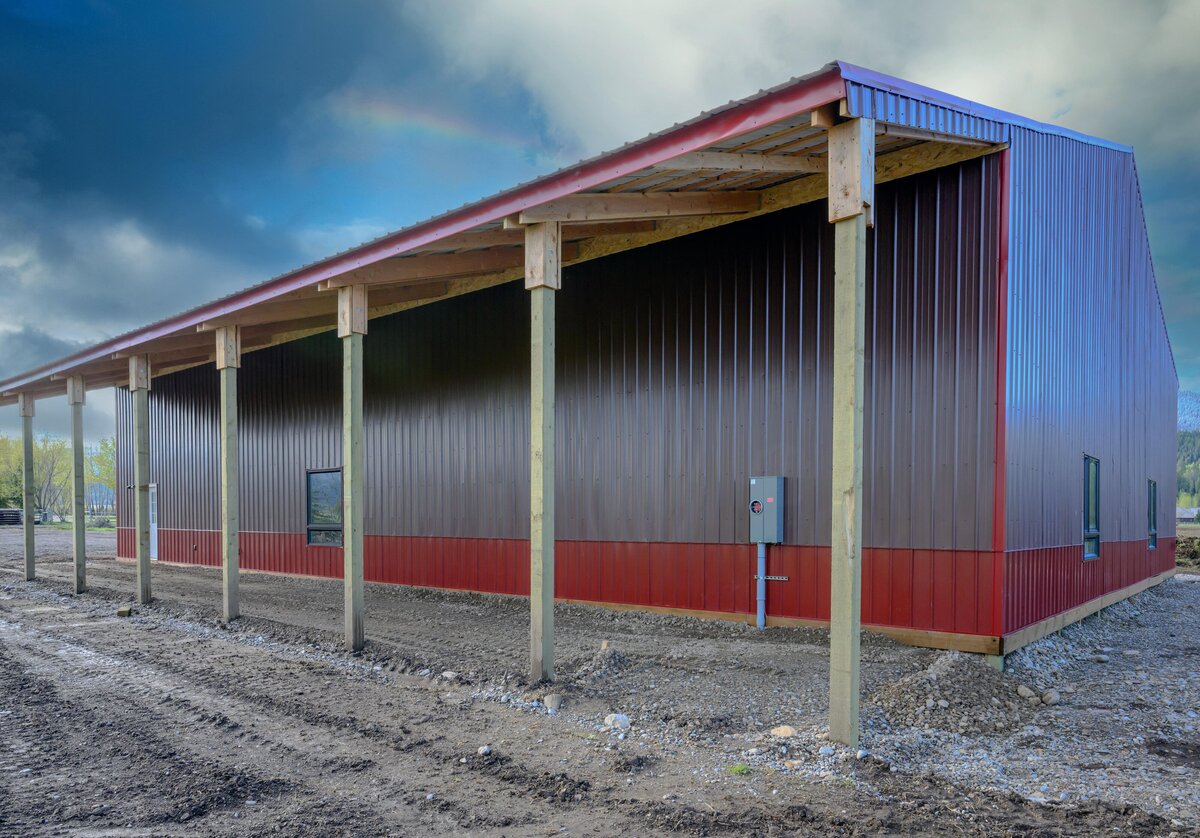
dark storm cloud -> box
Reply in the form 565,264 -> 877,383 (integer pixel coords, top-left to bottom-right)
0,0 -> 410,261
0,325 -> 85,376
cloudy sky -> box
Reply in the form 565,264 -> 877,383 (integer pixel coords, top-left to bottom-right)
1,0 -> 1198,442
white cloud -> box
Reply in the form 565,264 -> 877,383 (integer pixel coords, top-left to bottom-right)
292,220 -> 392,262
401,0 -> 1199,165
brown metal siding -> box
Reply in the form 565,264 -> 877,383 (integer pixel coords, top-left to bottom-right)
1004,129 -> 1178,551
115,155 -> 1000,552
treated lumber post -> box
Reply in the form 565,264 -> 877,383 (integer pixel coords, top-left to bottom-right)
67,376 -> 87,594
18,393 -> 35,581
216,326 -> 241,622
339,285 -> 366,652
826,116 -> 874,747
526,220 -> 560,682
129,355 -> 153,604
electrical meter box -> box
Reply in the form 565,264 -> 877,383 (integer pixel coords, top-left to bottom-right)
748,476 -> 784,544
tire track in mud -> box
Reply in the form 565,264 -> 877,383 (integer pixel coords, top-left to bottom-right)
1,552 -> 1184,837
0,610 -> 582,834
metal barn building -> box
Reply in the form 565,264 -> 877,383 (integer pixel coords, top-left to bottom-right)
1,62 -> 1177,742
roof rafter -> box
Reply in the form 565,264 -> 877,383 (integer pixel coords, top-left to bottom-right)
656,151 -> 826,174
518,191 -> 761,224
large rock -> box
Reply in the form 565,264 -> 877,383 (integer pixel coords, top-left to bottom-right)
605,713 -> 631,730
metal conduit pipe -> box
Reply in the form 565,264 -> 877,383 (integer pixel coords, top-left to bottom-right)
756,542 -> 767,630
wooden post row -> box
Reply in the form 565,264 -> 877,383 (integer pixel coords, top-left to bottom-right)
67,376 -> 87,594
827,116 -> 874,748
339,286 -> 366,652
129,355 -> 153,604
18,393 -> 35,582
526,220 -> 560,682
216,326 -> 240,622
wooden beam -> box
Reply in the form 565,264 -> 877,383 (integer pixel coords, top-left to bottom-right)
877,123 -> 991,148
215,326 -> 241,370
342,325 -> 365,652
657,151 -> 826,174
337,285 -> 367,338
67,376 -> 87,594
827,116 -> 873,749
335,142 -> 1004,338
828,118 -> 875,226
811,102 -> 840,130
198,287 -> 451,331
18,393 -> 34,582
320,247 -> 579,291
409,220 -> 659,252
519,191 -> 761,223
528,223 -> 557,682
217,328 -> 240,622
1000,568 -> 1176,656
129,355 -> 152,604
524,221 -> 561,291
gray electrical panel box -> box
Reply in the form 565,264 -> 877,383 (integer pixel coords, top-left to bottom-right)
748,476 -> 784,544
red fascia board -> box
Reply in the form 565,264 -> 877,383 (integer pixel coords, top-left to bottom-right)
0,68 -> 845,394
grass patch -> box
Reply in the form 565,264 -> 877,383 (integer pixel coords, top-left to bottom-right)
728,763 -> 752,776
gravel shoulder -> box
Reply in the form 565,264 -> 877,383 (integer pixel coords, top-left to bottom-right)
0,527 -> 1195,836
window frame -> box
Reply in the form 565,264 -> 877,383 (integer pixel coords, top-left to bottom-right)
1083,455 -> 1100,560
1148,478 -> 1158,550
306,468 -> 344,548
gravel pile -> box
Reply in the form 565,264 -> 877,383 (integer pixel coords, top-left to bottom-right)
570,646 -> 633,682
869,650 -> 1035,734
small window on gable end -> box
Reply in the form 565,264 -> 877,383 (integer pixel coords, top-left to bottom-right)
307,469 -> 343,547
1148,479 -> 1158,550
1083,455 -> 1100,560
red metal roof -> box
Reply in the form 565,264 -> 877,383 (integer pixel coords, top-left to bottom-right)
0,64 -> 847,394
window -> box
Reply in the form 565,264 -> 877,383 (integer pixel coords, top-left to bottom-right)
307,469 -> 343,546
1148,479 -> 1158,550
1083,455 -> 1100,559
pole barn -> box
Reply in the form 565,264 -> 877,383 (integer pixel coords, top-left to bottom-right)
1,62 -> 1177,747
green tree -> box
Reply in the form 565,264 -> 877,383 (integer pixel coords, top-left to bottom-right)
87,436 -> 116,516
0,435 -> 20,508
34,434 -> 70,522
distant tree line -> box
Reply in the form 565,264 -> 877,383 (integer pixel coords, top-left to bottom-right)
0,435 -> 116,525
1178,430 -> 1200,507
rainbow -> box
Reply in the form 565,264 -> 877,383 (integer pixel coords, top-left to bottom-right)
327,89 -> 539,155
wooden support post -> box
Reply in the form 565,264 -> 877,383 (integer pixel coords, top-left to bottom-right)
339,286 -> 366,653
526,221 -> 559,682
18,393 -> 35,582
216,326 -> 240,622
67,376 -> 87,594
129,355 -> 152,604
826,117 -> 874,747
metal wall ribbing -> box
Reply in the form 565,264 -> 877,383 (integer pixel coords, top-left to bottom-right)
1004,128 -> 1178,551
116,156 -> 1001,552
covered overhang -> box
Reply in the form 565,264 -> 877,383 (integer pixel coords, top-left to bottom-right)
0,61 -> 1006,404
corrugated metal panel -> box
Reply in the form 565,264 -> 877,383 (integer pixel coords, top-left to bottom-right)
1004,539 -> 1176,632
116,525 -> 1000,636
1002,127 -> 1177,632
1004,128 -> 1177,551
116,156 -> 1000,553
842,79 -> 1009,143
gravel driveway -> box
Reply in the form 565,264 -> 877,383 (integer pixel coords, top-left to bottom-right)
0,526 -> 1194,835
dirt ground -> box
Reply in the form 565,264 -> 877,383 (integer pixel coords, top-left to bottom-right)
0,529 -> 1195,836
